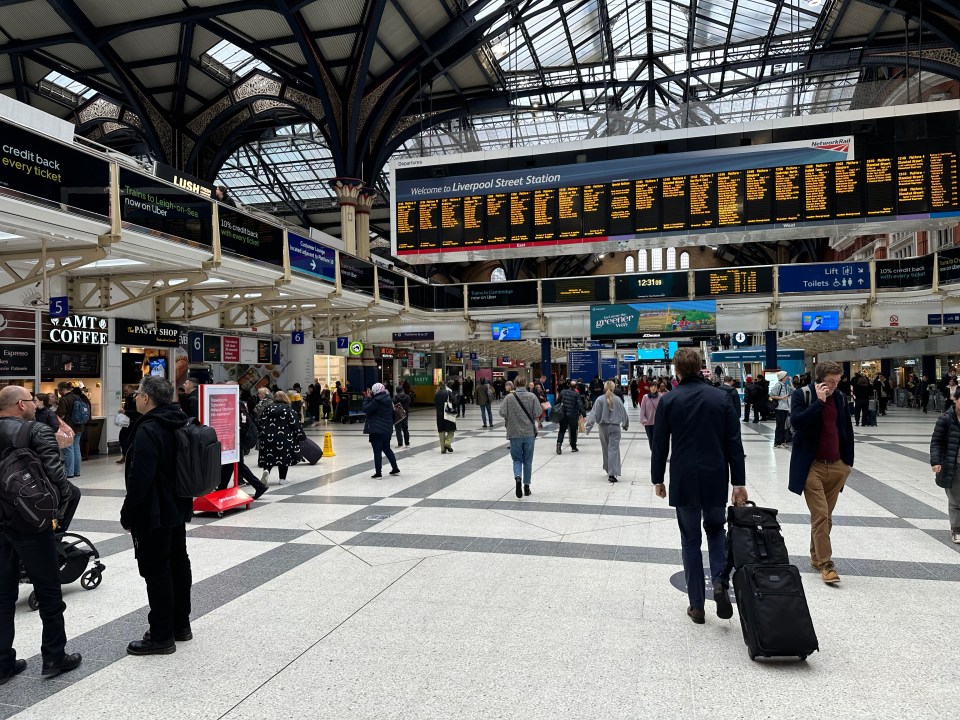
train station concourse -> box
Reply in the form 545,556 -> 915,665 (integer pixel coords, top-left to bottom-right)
1,0 -> 960,717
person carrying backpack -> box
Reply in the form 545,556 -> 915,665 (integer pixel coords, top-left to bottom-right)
120,376 -> 195,656
55,383 -> 89,479
0,385 -> 82,682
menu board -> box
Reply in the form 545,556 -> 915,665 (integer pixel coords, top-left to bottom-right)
40,349 -> 100,379
542,277 -> 610,304
119,168 -> 213,248
0,345 -> 36,377
218,206 -> 284,266
694,267 -> 774,297
614,271 -> 688,300
468,280 -> 538,308
0,117 -> 110,216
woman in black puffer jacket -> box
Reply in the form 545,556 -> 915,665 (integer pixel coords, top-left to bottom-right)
929,387 -> 960,544
363,383 -> 400,478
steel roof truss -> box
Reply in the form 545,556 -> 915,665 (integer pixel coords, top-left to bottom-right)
71,270 -> 208,312
0,246 -> 106,294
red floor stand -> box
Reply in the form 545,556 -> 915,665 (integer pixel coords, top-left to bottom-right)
193,463 -> 252,516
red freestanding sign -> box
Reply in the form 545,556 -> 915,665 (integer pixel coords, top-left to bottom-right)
193,384 -> 251,515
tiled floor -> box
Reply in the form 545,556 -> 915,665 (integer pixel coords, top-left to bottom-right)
2,401 -> 957,719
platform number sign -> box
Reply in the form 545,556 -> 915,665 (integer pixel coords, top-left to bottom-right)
349,341 -> 364,356
336,336 -> 349,350
188,331 -> 204,363
49,296 -> 69,319
292,331 -> 305,345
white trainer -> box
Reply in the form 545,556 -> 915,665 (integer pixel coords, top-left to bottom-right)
952,532 -> 960,545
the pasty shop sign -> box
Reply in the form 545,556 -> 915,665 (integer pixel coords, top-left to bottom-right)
47,315 -> 108,345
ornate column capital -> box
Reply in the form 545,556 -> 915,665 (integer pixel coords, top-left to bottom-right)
328,177 -> 365,206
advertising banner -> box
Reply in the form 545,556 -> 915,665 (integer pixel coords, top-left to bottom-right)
939,247 -> 960,285
119,167 -> 214,247
240,337 -> 258,364
201,384 -> 240,465
222,336 -> 240,363
875,256 -> 934,290
590,300 -> 717,339
257,339 -> 271,364
468,281 -> 538,308
203,334 -> 221,362
218,207 -> 284,267
339,255 -> 376,295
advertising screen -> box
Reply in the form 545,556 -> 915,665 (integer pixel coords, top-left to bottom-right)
635,342 -> 679,361
801,311 -> 840,332
590,300 -> 717,339
492,322 -> 522,341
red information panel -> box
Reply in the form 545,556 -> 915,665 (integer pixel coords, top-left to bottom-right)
222,336 -> 240,363
200,385 -> 239,464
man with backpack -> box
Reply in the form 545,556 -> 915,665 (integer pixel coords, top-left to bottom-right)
55,382 -> 89,479
0,386 -> 82,683
120,376 -> 195,656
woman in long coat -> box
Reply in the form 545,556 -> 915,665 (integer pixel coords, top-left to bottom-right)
434,380 -> 458,453
257,391 -> 304,484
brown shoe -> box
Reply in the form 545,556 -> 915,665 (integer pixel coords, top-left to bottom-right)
820,561 -> 840,584
687,606 -> 705,624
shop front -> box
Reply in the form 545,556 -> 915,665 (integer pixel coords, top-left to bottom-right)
0,308 -> 38,392
114,316 -> 183,400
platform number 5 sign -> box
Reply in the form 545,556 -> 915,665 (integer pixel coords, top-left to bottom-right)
49,296 -> 69,319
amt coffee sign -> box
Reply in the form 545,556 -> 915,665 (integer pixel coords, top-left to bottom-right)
47,315 -> 108,345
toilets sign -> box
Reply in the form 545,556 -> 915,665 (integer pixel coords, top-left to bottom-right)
47,315 -> 108,345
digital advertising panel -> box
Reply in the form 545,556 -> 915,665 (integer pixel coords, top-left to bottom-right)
801,311 -> 840,332
590,300 -> 717,339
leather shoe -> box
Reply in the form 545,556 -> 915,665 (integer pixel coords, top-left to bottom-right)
0,659 -> 26,685
253,487 -> 268,500
714,582 -> 733,620
127,639 -> 175,656
41,652 -> 82,678
687,606 -> 705,624
144,628 -> 192,642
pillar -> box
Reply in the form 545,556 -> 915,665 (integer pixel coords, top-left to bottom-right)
540,337 -> 552,392
356,187 -> 376,259
764,330 -> 778,374
880,359 -> 892,378
874,236 -> 889,260
328,178 -> 364,256
922,355 -> 936,381
287,333 -> 313,387
842,362 -> 851,379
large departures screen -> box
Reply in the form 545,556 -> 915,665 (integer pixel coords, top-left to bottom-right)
393,110 -> 960,261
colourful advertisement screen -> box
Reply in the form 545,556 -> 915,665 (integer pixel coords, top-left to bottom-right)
492,322 -> 521,341
801,311 -> 840,332
590,300 -> 717,339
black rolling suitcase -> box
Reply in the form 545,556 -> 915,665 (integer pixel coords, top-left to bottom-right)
733,563 -> 819,661
299,437 -> 323,465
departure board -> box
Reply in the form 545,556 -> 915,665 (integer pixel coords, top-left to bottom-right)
897,155 -> 928,215
745,168 -> 773,224
694,267 -> 774,297
440,196 -> 463,248
609,180 -> 633,235
395,149 -> 960,255
463,195 -> 484,246
804,164 -> 831,220
834,160 -> 862,219
542,277 -> 610,304
557,186 -> 582,239
661,176 -> 688,231
717,171 -> 745,226
775,166 -> 802,222
865,158 -> 894,216
396,201 -> 417,252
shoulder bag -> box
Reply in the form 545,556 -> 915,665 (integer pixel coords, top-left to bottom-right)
510,393 -> 539,432
444,391 -> 458,417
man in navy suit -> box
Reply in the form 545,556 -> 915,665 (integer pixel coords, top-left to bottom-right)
651,349 -> 747,625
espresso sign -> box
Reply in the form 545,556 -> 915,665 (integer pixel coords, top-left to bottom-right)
0,344 -> 35,376
114,317 -> 182,346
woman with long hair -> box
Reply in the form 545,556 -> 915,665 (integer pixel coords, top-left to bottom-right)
257,391 -> 305,485
585,380 -> 630,483
639,381 -> 665,450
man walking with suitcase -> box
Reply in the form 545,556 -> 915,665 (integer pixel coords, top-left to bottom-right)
789,361 -> 854,585
651,349 -> 748,624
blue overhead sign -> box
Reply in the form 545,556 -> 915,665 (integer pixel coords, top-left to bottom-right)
777,262 -> 869,293
568,351 -> 600,381
288,232 -> 336,283
928,314 -> 960,325
601,357 -> 618,381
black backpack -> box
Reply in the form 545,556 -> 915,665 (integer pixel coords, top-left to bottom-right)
174,419 -> 222,498
0,422 -> 61,533
726,502 -> 790,571
239,402 -> 258,455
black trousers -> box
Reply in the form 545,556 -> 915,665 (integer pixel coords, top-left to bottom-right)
369,432 -> 398,474
557,416 -> 578,449
218,458 -> 267,493
133,524 -> 192,642
0,529 -> 67,671
457,397 -> 467,417
774,409 -> 789,444
878,397 -> 888,415
645,425 -> 654,450
395,417 -> 410,446
743,401 -> 759,422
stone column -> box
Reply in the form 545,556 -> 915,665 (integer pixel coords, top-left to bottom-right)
356,188 -> 377,259
328,178 -> 364,256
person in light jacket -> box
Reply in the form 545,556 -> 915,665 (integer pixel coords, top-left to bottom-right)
639,383 -> 665,450
585,380 -> 630,483
499,378 -> 541,498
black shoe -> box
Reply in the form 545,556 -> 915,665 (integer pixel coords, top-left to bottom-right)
405,443 -> 410,446
556,444 -> 562,455
144,628 -> 193,642
253,487 -> 268,500
571,447 -> 578,452
397,445 -> 403,449
127,639 -> 175,656
389,468 -> 400,475
515,476 -> 523,499
41,652 -> 82,677
371,473 -> 382,478
714,582 -> 733,620
687,606 -> 705,625
446,447 -> 453,453
0,659 -> 26,685
523,485 -> 531,496
608,476 -> 618,483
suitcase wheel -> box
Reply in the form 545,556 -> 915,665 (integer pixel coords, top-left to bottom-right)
799,654 -> 807,661
748,649 -> 756,661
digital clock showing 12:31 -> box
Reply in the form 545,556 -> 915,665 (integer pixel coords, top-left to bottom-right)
614,271 -> 688,300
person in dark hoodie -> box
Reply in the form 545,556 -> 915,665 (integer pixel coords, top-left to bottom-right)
120,375 -> 194,656
362,383 -> 400,478
394,385 -> 412,448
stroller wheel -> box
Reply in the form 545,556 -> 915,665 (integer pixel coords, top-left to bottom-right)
28,591 -> 38,611
80,569 -> 102,590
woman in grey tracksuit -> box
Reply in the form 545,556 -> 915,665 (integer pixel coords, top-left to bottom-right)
585,380 -> 629,483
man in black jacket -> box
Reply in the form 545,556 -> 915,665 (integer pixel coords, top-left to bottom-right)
180,377 -> 200,420
121,376 -> 194,656
651,349 -> 748,625
0,386 -> 82,683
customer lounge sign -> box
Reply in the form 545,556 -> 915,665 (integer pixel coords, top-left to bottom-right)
46,315 -> 108,345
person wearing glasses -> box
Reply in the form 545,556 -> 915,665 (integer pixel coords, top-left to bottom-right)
0,386 -> 82,683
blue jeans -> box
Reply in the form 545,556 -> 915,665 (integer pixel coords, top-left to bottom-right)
64,433 -> 82,477
676,505 -> 728,610
480,404 -> 493,426
509,436 -> 535,485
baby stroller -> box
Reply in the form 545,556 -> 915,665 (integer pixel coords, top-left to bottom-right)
20,532 -> 106,611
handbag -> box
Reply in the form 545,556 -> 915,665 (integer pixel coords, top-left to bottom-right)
444,391 -> 458,417
540,401 -> 551,411
548,405 -> 563,423
393,401 -> 407,425
55,417 -> 75,449
114,413 -> 130,428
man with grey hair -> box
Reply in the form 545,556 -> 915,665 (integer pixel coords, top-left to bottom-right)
499,377 -> 541,499
0,386 -> 82,682
121,375 -> 195,656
